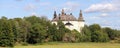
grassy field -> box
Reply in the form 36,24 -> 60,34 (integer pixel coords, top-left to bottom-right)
13,42 -> 120,48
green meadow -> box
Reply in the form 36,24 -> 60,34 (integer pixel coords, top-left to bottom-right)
14,42 -> 120,48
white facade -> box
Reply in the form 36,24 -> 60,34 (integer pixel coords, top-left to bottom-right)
52,21 -> 85,32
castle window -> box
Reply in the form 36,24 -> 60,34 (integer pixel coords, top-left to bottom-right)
65,22 -> 73,26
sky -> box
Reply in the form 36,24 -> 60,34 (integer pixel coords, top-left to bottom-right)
0,0 -> 120,29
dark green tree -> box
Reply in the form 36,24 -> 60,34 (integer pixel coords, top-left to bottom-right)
12,18 -> 31,43
47,23 -> 58,41
89,24 -> 109,42
0,17 -> 15,47
102,27 -> 117,40
80,25 -> 91,42
57,20 -> 66,41
27,23 -> 46,44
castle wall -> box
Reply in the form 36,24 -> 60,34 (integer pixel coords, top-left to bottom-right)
78,21 -> 85,32
52,21 -> 85,32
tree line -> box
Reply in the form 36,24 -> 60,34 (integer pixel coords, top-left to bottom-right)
0,16 -> 120,47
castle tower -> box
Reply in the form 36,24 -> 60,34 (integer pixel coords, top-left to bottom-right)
61,9 -> 65,15
53,11 -> 57,19
52,9 -> 85,32
78,10 -> 84,21
78,10 -> 85,32
70,13 -> 72,15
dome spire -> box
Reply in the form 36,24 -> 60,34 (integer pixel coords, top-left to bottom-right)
61,9 -> 65,15
53,11 -> 57,19
80,10 -> 82,17
78,10 -> 84,21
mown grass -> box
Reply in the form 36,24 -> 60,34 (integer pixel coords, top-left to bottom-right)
14,42 -> 120,48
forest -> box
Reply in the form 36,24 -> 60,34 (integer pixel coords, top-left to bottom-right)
0,16 -> 120,47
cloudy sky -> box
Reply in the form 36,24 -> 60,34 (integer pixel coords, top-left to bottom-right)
0,0 -> 120,29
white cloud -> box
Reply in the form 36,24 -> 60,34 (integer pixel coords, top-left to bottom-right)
49,1 -> 80,13
62,1 -> 80,12
84,3 -> 118,13
116,12 -> 120,15
23,2 -> 50,12
102,20 -> 110,25
30,12 -> 41,17
24,3 -> 37,11
39,2 -> 51,6
62,8 -> 72,12
100,13 -> 109,17
31,12 -> 37,16
89,16 -> 101,19
84,0 -> 120,13
64,1 -> 80,7
102,25 -> 120,30
88,13 -> 109,21
112,0 -> 120,10
52,7 -> 59,11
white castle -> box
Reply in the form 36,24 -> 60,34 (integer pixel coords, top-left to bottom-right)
52,9 -> 85,32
